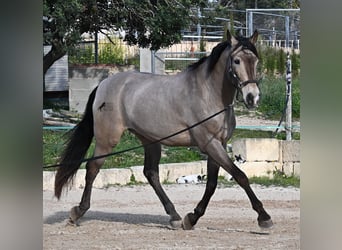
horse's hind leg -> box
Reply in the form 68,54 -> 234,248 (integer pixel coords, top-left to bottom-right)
140,140 -> 182,228
68,142 -> 112,226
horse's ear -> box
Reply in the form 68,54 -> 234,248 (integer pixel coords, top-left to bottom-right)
249,30 -> 258,44
226,29 -> 238,45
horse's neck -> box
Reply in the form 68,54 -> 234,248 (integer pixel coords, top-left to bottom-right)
206,63 -> 236,108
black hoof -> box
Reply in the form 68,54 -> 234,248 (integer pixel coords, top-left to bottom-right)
258,219 -> 273,229
68,206 -> 82,226
182,213 -> 196,230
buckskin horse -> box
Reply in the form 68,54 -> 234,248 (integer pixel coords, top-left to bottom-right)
54,29 -> 273,230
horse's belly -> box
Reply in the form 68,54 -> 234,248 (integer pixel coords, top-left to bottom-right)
130,123 -> 194,147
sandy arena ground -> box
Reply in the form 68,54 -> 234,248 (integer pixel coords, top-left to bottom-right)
43,183 -> 299,249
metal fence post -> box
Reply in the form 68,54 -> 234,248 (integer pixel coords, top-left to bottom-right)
94,30 -> 98,64
248,11 -> 254,36
151,50 -> 155,74
285,15 -> 290,48
197,7 -> 201,42
285,52 -> 292,140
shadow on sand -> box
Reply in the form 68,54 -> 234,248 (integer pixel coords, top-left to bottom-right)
44,210 -> 171,228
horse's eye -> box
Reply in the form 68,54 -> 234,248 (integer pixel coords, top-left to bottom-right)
234,59 -> 240,65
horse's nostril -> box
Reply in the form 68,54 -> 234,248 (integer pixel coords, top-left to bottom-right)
247,93 -> 254,106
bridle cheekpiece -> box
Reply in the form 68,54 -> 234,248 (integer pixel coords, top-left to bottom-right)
228,45 -> 260,90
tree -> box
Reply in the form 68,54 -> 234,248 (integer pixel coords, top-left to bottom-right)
43,0 -> 206,75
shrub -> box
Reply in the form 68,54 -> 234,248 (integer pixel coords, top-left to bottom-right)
98,40 -> 125,65
69,44 -> 94,64
257,76 -> 300,120
291,50 -> 300,77
69,37 -> 127,65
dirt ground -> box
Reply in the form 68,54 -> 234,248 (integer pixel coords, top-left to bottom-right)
43,184 -> 300,250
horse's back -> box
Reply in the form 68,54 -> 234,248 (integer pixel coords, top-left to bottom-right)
93,71 -> 196,145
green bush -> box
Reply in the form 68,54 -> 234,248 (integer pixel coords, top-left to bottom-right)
69,37 -> 127,65
291,50 -> 300,77
69,44 -> 94,64
278,49 -> 286,75
257,76 -> 300,120
257,45 -> 300,77
98,40 -> 125,65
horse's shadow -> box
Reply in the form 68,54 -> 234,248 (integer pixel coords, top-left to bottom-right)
44,210 -> 170,228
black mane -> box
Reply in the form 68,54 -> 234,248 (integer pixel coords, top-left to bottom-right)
187,40 -> 230,73
187,36 -> 258,74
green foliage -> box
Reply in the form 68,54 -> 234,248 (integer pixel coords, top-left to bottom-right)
68,38 -> 127,65
127,174 -> 144,185
257,45 -> 300,78
249,168 -> 300,188
291,50 -> 301,77
68,44 -> 94,64
43,0 -> 83,48
43,130 -> 66,166
222,22 -> 228,42
278,49 -> 286,75
257,77 -> 300,120
217,168 -> 300,188
126,54 -> 140,68
199,37 -> 206,52
44,0 -> 207,72
160,147 -> 205,164
43,130 -> 205,169
231,129 -> 300,142
98,40 -> 125,65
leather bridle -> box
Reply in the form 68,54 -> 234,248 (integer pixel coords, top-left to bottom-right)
228,46 -> 260,89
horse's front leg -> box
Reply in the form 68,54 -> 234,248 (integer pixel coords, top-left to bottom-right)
184,138 -> 273,229
182,156 -> 220,230
142,142 -> 182,228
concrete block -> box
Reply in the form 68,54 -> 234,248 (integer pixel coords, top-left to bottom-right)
69,79 -> 100,90
140,48 -> 152,73
218,162 -> 281,179
240,162 -> 281,178
218,168 -> 229,179
43,171 -> 56,190
283,162 -> 294,176
94,168 -> 132,187
139,48 -> 165,74
159,161 -> 207,183
72,169 -> 86,188
66,168 -> 133,189
69,84 -> 98,113
69,66 -> 110,80
282,140 -> 300,162
232,138 -> 280,162
293,162 -> 300,177
130,166 -> 148,183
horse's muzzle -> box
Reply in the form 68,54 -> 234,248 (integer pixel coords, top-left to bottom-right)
245,92 -> 259,109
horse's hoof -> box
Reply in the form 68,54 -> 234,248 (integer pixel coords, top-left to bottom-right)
170,219 -> 182,229
69,206 -> 81,225
66,218 -> 79,227
258,219 -> 273,229
182,214 -> 194,230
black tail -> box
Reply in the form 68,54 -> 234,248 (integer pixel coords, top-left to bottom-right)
55,87 -> 98,199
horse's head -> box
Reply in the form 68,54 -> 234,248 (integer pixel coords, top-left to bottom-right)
227,30 -> 260,109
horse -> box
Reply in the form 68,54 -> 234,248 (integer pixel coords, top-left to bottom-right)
54,29 -> 273,230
